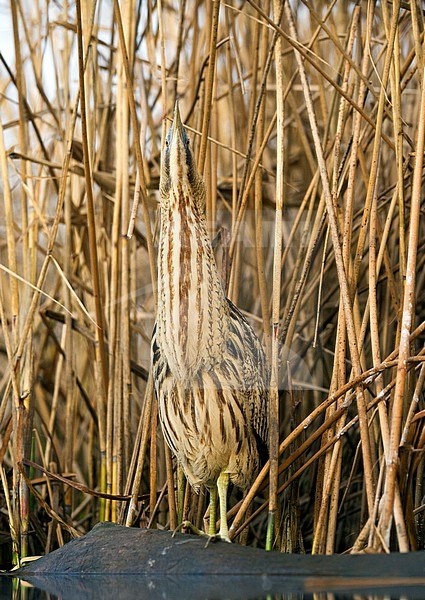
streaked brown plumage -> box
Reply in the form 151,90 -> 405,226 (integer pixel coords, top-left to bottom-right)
151,103 -> 268,541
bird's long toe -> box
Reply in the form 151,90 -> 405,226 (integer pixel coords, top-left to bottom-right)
172,520 -> 206,538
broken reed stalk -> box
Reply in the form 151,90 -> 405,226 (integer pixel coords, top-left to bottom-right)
1,1 -> 425,560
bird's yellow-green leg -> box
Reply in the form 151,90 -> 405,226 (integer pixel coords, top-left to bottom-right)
208,485 -> 217,536
217,472 -> 231,542
172,479 -> 229,544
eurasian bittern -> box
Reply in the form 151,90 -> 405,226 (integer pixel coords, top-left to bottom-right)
151,103 -> 269,542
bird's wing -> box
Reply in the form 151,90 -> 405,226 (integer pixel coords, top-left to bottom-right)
226,299 -> 269,450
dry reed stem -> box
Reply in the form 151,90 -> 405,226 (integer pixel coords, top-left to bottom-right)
113,1 -> 157,306
75,0 -> 109,436
265,0 -> 285,551
381,64 -> 425,542
282,0 -> 376,518
197,0 -> 221,176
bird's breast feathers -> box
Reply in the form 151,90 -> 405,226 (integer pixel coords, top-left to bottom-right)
157,205 -> 229,378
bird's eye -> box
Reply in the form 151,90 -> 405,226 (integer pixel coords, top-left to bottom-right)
165,139 -> 169,148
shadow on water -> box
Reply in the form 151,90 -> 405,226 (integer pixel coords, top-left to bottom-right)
2,574 -> 425,600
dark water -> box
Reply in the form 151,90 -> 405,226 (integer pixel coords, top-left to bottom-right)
2,574 -> 425,600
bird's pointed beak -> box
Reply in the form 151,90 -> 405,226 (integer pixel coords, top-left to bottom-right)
172,102 -> 184,138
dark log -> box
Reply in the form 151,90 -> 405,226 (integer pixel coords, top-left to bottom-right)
9,522 -> 425,599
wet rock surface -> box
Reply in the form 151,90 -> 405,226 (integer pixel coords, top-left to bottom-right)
10,522 -> 425,599
14,522 -> 425,577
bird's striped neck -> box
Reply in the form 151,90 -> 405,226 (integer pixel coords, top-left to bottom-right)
157,181 -> 228,381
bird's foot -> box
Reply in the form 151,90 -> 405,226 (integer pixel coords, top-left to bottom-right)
172,521 -> 232,546
172,520 -> 206,538
204,532 -> 232,547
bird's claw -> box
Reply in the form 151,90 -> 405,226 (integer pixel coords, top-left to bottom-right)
172,520 -> 205,538
171,521 -> 232,546
203,533 -> 231,547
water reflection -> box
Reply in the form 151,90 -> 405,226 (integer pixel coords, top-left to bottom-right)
2,574 -> 425,600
